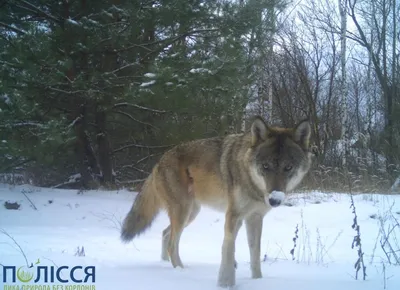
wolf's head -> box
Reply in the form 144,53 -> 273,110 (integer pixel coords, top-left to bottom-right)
247,116 -> 313,208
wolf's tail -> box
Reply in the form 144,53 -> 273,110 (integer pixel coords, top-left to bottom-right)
120,169 -> 161,242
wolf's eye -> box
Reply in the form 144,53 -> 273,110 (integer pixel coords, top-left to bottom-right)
284,165 -> 293,172
263,164 -> 270,171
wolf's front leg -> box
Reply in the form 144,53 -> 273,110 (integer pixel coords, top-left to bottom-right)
217,210 -> 242,288
245,213 -> 263,279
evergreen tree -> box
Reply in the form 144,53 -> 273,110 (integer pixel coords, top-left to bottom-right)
0,0 -> 286,188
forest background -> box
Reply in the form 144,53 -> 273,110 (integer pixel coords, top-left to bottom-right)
1,0 -> 399,193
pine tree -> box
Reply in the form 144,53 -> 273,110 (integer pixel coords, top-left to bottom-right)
0,0 -> 287,188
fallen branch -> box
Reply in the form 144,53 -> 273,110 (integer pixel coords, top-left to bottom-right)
21,191 -> 38,210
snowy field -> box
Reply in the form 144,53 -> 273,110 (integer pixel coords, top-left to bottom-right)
1,183 -> 399,290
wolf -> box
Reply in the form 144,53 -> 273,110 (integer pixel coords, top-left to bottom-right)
120,116 -> 314,287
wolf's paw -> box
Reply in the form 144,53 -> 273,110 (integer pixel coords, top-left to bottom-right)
217,279 -> 235,289
161,253 -> 170,262
172,263 -> 184,269
217,265 -> 235,288
251,271 -> 262,279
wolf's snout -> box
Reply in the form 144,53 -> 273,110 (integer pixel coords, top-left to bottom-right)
268,190 -> 286,207
269,198 -> 281,207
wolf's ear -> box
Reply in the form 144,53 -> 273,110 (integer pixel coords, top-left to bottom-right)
251,116 -> 269,145
294,120 -> 311,148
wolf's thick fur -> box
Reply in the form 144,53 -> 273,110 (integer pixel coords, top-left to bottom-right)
121,116 -> 314,287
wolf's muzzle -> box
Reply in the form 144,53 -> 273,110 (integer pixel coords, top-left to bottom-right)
269,198 -> 281,207
267,190 -> 286,207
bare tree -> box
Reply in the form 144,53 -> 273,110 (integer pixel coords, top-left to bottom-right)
345,0 -> 399,175
339,0 -> 349,167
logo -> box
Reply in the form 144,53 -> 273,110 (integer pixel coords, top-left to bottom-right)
2,259 -> 96,290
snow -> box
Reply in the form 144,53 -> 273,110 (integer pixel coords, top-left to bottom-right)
68,174 -> 81,183
101,10 -> 114,18
53,174 -> 82,189
0,184 -> 399,290
0,94 -> 11,105
140,80 -> 156,87
68,116 -> 81,128
66,18 -> 80,26
110,5 -> 124,13
144,73 -> 156,78
189,68 -> 212,74
1,122 -> 46,129
87,19 -> 99,26
391,176 -> 400,192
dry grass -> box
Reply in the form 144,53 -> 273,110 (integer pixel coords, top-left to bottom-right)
300,163 -> 396,194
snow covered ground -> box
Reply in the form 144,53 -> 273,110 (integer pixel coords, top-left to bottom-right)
1,183 -> 399,289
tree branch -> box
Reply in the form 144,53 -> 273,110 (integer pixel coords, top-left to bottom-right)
141,28 -> 219,62
121,164 -> 150,175
117,28 -> 219,53
133,153 -> 161,165
112,102 -> 168,113
1,158 -> 34,172
16,0 -> 61,24
347,0 -> 383,85
105,62 -> 140,75
112,143 -> 174,154
113,110 -> 157,129
0,21 -> 26,35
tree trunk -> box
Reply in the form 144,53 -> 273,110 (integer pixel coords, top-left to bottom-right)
74,104 -> 101,188
265,5 -> 275,122
388,0 -> 397,176
95,107 -> 114,185
339,0 -> 348,168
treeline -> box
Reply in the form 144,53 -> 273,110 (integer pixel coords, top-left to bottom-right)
0,0 -> 399,193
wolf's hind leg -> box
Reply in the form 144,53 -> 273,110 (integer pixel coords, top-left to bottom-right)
162,202 -> 200,264
185,202 -> 201,226
167,203 -> 190,268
